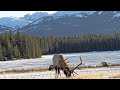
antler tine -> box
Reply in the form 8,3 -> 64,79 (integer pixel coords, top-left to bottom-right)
80,57 -> 82,64
73,71 -> 79,75
72,56 -> 83,71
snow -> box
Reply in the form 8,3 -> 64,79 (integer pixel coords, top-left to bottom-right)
0,51 -> 120,72
0,12 -> 49,29
0,11 -> 97,29
98,11 -> 103,15
30,18 -> 44,25
0,17 -> 30,29
75,14 -> 83,17
0,50 -> 120,79
64,51 -> 120,66
112,11 -> 120,18
54,11 -> 96,16
0,67 -> 119,79
0,55 -> 53,72
114,14 -> 120,17
21,12 -> 48,21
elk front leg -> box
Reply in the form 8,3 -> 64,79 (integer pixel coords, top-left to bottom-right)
55,68 -> 58,79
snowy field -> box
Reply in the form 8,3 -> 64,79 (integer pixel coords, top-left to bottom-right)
0,51 -> 120,79
0,55 -> 53,72
0,50 -> 120,72
0,67 -> 120,79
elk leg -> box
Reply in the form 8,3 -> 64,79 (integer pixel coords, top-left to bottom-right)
55,67 -> 58,78
58,68 -> 61,77
57,67 -> 59,78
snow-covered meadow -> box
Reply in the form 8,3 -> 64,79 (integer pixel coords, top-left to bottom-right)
0,50 -> 120,79
1,51 -> 120,72
0,67 -> 120,79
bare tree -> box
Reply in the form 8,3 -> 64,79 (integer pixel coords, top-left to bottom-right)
49,54 -> 83,78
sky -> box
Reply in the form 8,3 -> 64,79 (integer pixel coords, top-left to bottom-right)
0,11 -> 57,18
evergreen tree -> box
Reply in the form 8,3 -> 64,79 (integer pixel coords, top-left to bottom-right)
13,45 -> 21,59
6,39 -> 13,60
0,44 -> 3,61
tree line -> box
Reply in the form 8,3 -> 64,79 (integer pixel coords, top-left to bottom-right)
1,31 -> 120,61
0,31 -> 41,61
40,33 -> 120,54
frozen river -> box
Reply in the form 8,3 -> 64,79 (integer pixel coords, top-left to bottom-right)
0,50 -> 120,72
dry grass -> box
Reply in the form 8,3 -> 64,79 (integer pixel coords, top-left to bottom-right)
0,64 -> 120,75
0,66 -> 120,79
0,68 -> 49,75
58,72 -> 108,79
73,72 -> 110,79
77,66 -> 120,70
57,66 -> 120,79
58,72 -> 120,79
109,74 -> 120,79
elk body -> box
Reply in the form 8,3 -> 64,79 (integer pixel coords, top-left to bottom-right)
49,54 -> 83,78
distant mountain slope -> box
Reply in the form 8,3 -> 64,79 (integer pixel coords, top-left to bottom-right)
0,25 -> 13,33
0,12 -> 49,29
0,11 -> 95,30
20,11 -> 120,36
0,17 -> 30,29
1,11 -> 120,36
20,12 -> 49,21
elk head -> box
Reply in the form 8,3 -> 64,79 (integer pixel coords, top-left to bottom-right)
63,57 -> 83,77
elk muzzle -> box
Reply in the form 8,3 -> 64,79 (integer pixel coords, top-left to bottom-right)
63,69 -> 72,77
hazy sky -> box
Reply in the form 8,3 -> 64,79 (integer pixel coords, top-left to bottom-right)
0,11 -> 57,18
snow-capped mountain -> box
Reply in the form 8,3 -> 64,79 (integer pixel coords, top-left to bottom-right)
1,11 -> 120,36
20,12 -> 49,21
19,11 -> 120,36
0,11 -> 97,30
28,11 -> 97,26
0,17 -> 30,29
0,12 -> 50,30
53,11 -> 96,16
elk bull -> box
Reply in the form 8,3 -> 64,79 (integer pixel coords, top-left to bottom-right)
49,54 -> 83,78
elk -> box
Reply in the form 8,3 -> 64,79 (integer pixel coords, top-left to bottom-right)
49,54 -> 83,78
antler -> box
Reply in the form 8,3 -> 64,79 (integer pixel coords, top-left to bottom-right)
72,57 -> 83,71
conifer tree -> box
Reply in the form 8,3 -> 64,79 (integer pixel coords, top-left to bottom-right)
0,44 -> 3,61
